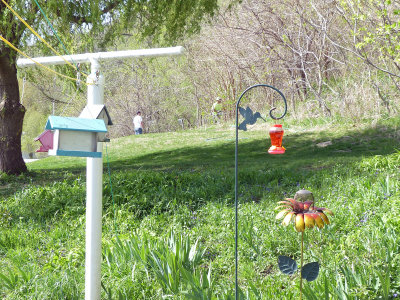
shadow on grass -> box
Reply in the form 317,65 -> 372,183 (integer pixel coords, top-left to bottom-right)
2,124 -> 398,223
23,124 -> 399,174
3,124 -> 396,200
106,124 -> 398,173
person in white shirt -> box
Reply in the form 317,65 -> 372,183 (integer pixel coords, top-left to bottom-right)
133,111 -> 143,135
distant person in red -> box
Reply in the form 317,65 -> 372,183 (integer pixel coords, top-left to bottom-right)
133,111 -> 143,135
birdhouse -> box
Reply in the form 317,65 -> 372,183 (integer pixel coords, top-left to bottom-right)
35,130 -> 54,153
45,116 -> 108,158
79,104 -> 112,142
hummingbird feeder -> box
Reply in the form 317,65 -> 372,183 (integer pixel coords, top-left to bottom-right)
268,124 -> 285,154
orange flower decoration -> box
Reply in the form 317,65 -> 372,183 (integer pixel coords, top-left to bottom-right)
275,198 -> 333,232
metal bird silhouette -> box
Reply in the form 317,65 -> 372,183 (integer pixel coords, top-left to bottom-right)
238,106 -> 266,131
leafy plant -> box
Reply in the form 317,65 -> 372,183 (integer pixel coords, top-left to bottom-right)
0,265 -> 33,293
103,231 -> 208,297
240,219 -> 264,260
0,207 -> 12,227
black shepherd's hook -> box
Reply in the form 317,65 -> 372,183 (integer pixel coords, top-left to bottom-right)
235,83 -> 287,121
234,84 -> 287,300
267,85 -> 287,120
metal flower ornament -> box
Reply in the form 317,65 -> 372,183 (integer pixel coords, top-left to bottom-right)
275,190 -> 333,299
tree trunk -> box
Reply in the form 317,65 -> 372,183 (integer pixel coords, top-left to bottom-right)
0,51 -> 27,175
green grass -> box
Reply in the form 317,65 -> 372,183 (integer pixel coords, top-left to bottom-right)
1,119 -> 400,299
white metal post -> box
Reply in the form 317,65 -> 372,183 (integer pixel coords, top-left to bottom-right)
85,58 -> 104,300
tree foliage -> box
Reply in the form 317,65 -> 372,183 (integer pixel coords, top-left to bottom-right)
0,0 -> 221,174
1,0 -> 220,54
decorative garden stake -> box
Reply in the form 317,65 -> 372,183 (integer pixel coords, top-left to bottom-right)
235,84 -> 287,299
275,190 -> 333,299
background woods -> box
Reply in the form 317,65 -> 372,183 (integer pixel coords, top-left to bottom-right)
18,0 -> 400,148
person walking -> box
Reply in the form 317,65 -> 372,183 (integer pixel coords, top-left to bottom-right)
133,111 -> 143,135
211,97 -> 223,123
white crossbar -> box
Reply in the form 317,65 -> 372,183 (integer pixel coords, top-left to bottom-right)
17,46 -> 184,67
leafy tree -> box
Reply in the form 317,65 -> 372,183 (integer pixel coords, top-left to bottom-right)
0,0 -> 220,174
338,0 -> 400,92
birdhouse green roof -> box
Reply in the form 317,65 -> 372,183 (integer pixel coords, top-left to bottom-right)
45,116 -> 107,132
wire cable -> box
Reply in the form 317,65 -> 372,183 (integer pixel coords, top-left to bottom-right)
0,0 -> 89,79
0,34 -> 88,84
32,0 -> 89,76
60,85 -> 80,116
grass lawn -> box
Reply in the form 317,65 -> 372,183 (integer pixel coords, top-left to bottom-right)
0,118 -> 400,299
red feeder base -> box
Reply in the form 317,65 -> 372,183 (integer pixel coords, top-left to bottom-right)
268,146 -> 285,154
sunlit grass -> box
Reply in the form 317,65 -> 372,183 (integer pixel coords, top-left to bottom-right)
1,118 -> 400,298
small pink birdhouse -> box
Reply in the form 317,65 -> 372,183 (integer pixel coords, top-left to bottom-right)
35,130 -> 54,153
